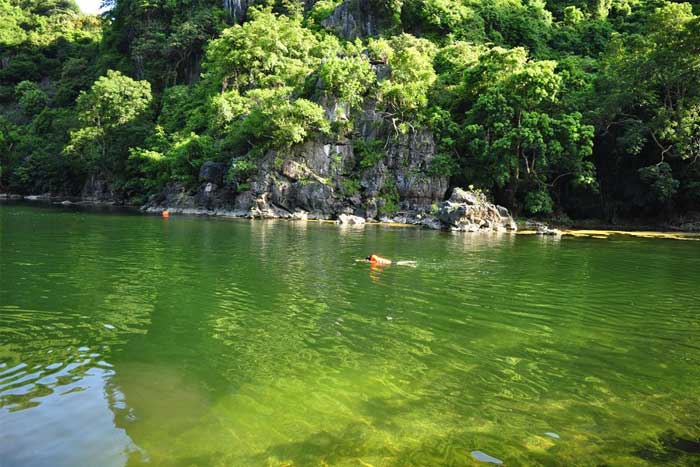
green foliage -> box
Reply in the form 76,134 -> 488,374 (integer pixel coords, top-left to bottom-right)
477,0 -> 553,56
159,84 -> 209,134
452,46 -> 595,204
227,158 -> 258,191
168,132 -> 217,182
563,6 -> 585,25
428,152 -> 457,176
76,70 -> 152,129
317,46 -> 375,109
200,8 -> 332,159
593,1 -> 700,214
102,0 -> 223,88
129,129 -> 217,190
15,81 -> 48,116
401,0 -> 485,41
341,177 -> 361,195
66,70 -> 152,173
2,0 -> 700,220
355,139 -> 385,170
205,7 -> 323,92
638,162 -> 679,204
307,0 -> 344,24
377,35 -> 437,119
379,178 -> 400,215
525,189 -> 554,214
219,88 -> 330,153
128,147 -> 169,192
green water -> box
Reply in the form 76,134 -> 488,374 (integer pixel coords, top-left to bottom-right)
1,203 -> 699,467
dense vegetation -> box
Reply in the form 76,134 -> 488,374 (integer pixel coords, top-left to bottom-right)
1,0 -> 699,220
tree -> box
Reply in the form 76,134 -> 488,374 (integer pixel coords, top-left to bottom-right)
454,47 -> 595,211
374,34 -> 437,126
317,45 -> 375,110
15,81 -> 48,116
477,0 -> 553,57
595,2 -> 700,213
204,7 -> 323,93
66,70 -> 152,175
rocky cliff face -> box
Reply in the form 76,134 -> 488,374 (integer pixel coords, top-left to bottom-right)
223,0 -> 381,39
82,175 -> 117,203
142,47 -> 516,232
320,0 -> 384,39
145,120 -> 448,222
144,54 -> 449,220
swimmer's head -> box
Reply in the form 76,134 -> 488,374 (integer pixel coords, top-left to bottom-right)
365,255 -> 371,261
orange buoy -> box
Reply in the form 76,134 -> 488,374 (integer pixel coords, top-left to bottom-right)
162,210 -> 170,218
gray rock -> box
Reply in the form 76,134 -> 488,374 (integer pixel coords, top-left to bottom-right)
537,226 -> 562,236
291,210 -> 309,220
321,0 -> 381,39
338,214 -> 366,225
199,161 -> 226,185
449,187 -> 482,205
371,63 -> 391,82
364,198 -> 379,220
81,175 -> 115,203
419,217 -> 442,230
436,188 -> 517,232
525,221 -> 562,236
249,193 -> 292,219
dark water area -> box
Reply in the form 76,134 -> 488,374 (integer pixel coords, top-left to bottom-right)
1,202 -> 699,466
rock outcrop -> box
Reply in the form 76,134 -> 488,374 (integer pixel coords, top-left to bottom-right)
145,93 -> 448,222
436,188 -> 517,232
321,0 -> 384,39
81,175 -> 116,204
338,214 -> 366,224
141,54 -> 515,233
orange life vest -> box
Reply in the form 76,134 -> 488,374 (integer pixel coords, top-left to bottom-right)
369,254 -> 392,266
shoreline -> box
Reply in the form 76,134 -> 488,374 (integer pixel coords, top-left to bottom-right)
3,193 -> 700,239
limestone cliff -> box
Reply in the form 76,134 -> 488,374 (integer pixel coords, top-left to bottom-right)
142,40 -> 516,232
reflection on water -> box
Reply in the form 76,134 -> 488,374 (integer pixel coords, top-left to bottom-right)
1,203 -> 700,466
0,345 -> 140,467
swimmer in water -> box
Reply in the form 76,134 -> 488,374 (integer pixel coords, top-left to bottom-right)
366,254 -> 392,266
361,255 -> 416,267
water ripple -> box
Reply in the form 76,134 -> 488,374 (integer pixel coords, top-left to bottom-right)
1,204 -> 700,466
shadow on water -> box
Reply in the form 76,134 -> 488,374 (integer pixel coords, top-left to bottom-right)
245,422 -> 385,466
634,431 -> 700,463
243,422 -> 515,467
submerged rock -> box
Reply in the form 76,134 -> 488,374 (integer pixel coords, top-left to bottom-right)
436,188 -> 517,232
471,450 -> 504,464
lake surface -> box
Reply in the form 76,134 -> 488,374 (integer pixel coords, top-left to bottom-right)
1,202 -> 699,467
